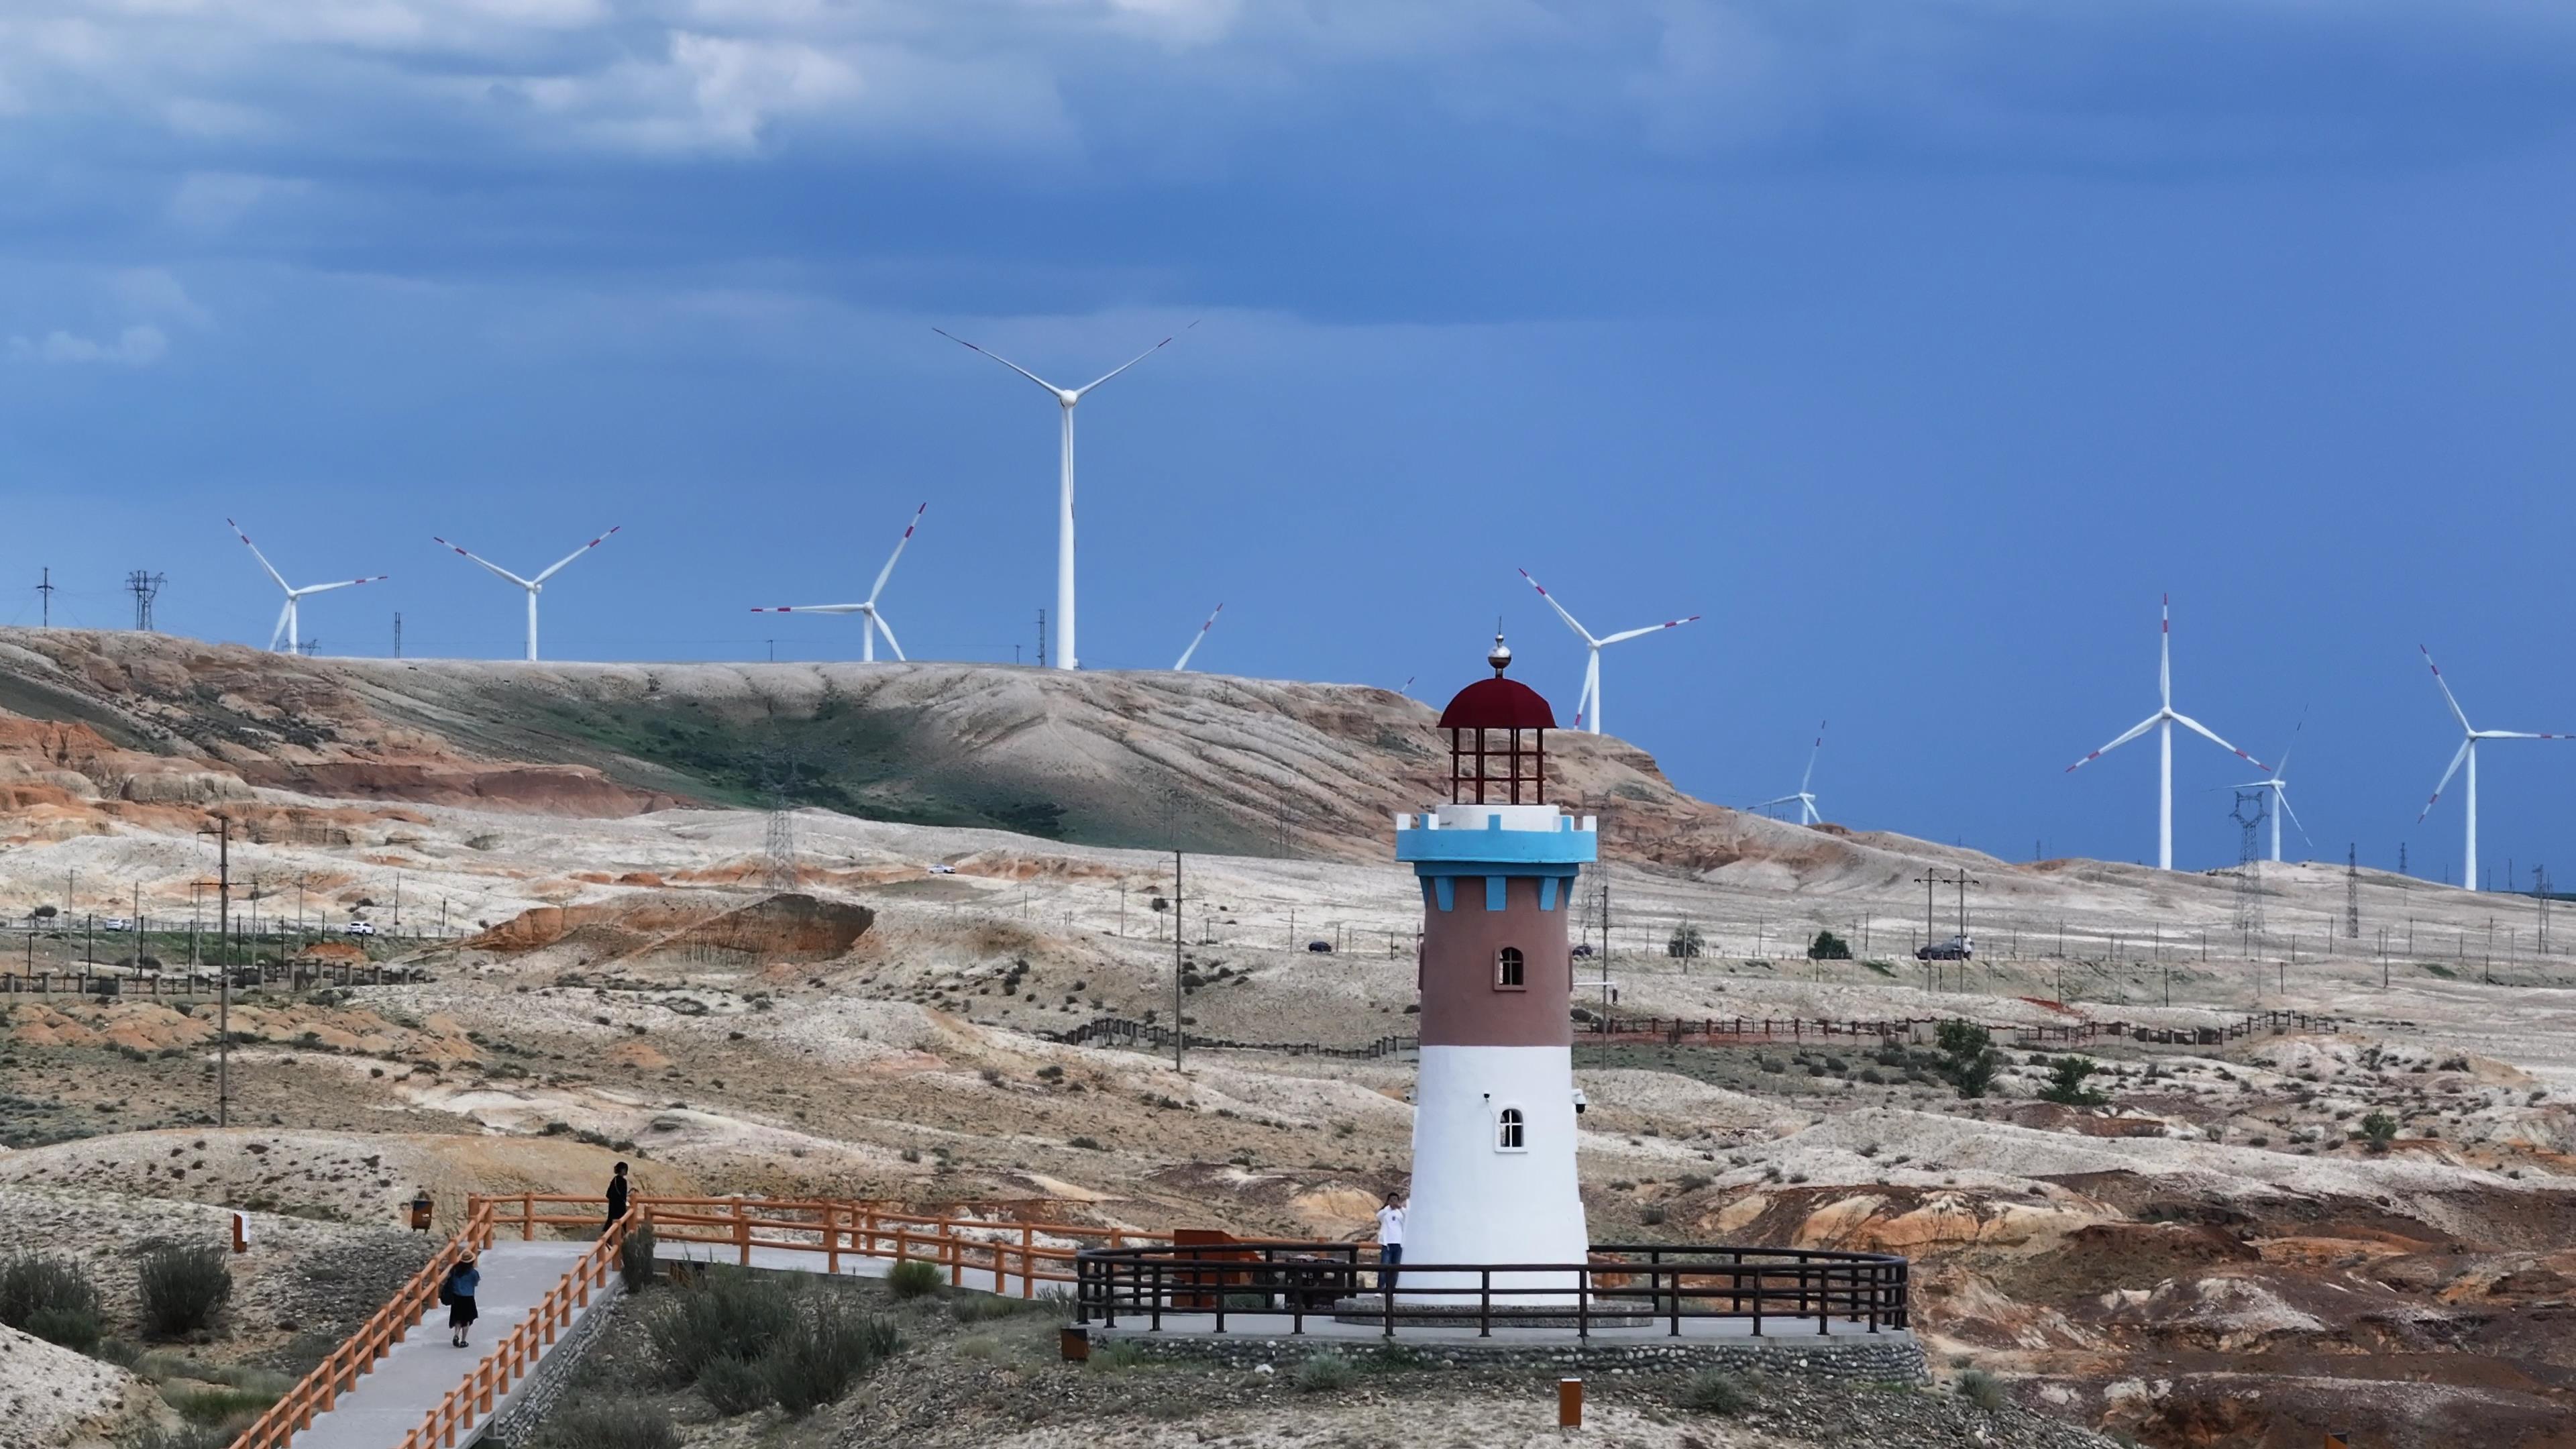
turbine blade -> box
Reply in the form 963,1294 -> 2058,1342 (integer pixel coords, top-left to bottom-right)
1073,321 -> 1196,397
750,604 -> 865,614
1599,614 -> 1703,646
2420,645 -> 2473,734
1517,568 -> 1598,645
227,519 -> 291,592
2159,593 -> 2171,709
2065,714 -> 2161,773
1752,794 -> 1804,809
871,612 -> 906,661
1799,721 -> 1825,794
433,537 -> 534,589
293,576 -> 388,598
534,525 -> 621,584
933,327 -> 1065,394
2169,711 -> 2269,772
1173,602 -> 1224,671
2277,787 -> 2313,847
2418,737 -> 2473,822
2476,731 -> 2575,741
865,504 -> 927,605
267,600 -> 292,651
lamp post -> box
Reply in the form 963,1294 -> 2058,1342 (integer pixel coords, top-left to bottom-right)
195,818 -> 232,1127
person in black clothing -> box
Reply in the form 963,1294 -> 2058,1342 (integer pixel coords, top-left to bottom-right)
604,1160 -> 629,1232
443,1254 -> 480,1347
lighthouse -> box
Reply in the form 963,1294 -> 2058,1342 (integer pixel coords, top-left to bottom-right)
1393,634 -> 1597,1298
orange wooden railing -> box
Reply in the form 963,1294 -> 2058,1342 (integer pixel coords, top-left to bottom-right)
478,1193 -> 1172,1298
390,1208 -> 638,1449
231,1199 -> 504,1449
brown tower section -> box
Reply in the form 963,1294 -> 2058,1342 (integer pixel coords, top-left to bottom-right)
1417,875 -> 1574,1048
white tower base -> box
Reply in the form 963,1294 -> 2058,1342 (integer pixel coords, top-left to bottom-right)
1401,1044 -> 1589,1302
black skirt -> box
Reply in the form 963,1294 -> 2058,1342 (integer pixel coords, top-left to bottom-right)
449,1295 -> 478,1330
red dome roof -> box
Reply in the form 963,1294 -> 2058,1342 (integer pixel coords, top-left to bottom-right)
1438,676 -> 1556,731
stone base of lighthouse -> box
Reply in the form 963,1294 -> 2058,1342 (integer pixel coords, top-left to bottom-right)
1399,1044 -> 1589,1303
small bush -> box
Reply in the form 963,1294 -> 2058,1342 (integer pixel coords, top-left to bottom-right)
645,1266 -> 798,1386
619,1224 -> 657,1291
0,1254 -> 105,1353
533,1399 -> 680,1449
2039,1056 -> 2108,1108
2359,1111 -> 2398,1152
1680,1367 -> 1750,1415
131,1428 -> 233,1449
1935,1020 -> 2002,1099
696,1354 -> 771,1416
1807,930 -> 1852,961
885,1258 -> 943,1300
1086,1338 -> 1147,1371
1294,1352 -> 1356,1393
138,1245 -> 233,1339
1955,1368 -> 2006,1411
765,1296 -> 902,1415
169,1386 -> 276,1426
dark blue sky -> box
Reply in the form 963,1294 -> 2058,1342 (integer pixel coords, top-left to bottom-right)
6,2 -> 2575,879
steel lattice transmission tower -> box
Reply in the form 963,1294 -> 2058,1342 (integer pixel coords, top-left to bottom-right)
757,737 -> 802,894
2231,790 -> 2268,941
2346,844 -> 2362,942
127,570 -> 165,631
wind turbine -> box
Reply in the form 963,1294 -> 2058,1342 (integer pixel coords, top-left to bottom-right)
934,321 -> 1194,672
751,504 -> 926,662
226,519 -> 386,653
2064,595 -> 2269,871
1173,603 -> 1224,672
432,525 -> 621,661
1517,569 -> 1701,736
2416,645 -> 2570,892
2220,722 -> 2310,863
1755,721 -> 1827,825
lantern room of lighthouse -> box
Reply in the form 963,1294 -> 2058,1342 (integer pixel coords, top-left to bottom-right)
1391,635 -> 1597,1297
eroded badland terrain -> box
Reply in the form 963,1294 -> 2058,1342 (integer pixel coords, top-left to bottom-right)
4,627 -> 2574,1449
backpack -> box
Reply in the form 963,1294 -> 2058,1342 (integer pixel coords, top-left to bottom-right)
439,1272 -> 458,1306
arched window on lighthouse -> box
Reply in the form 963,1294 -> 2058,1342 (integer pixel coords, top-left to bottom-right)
1495,1107 -> 1527,1152
1495,946 -> 1525,989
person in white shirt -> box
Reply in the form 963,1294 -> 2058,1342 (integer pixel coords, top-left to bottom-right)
1375,1192 -> 1407,1292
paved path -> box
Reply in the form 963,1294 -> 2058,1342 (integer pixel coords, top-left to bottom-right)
291,1240 -> 591,1449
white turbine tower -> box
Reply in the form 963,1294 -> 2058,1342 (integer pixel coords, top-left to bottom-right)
2065,595 -> 2269,871
2220,724 -> 2310,863
432,525 -> 621,661
1756,721 -> 1827,825
2416,645 -> 2571,893
935,321 -> 1193,671
227,519 -> 386,654
1517,569 -> 1700,735
751,504 -> 926,661
1173,603 -> 1224,672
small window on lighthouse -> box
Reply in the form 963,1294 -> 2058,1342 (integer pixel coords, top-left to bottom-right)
1495,946 -> 1525,989
1496,1107 -> 1527,1152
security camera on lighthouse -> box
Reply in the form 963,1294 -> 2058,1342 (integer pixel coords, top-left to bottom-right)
1391,632 -> 1599,1302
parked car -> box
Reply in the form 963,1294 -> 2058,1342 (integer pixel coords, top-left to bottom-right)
926,863 -> 957,875
343,920 -> 378,936
1915,935 -> 1973,961
1571,943 -> 1595,959
99,918 -> 133,932
1306,940 -> 1334,953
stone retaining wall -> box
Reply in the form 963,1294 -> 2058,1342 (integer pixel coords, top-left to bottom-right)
482,1281 -> 628,1448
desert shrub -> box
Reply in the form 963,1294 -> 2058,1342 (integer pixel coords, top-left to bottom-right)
138,1245 -> 233,1338
1955,1368 -> 2006,1411
1935,1020 -> 2002,1099
949,1294 -> 1035,1324
130,1428 -> 233,1449
1294,1352 -> 1356,1393
885,1258 -> 943,1300
1807,930 -> 1851,961
695,1354 -> 771,1416
644,1266 -> 797,1386
169,1386 -> 276,1426
2039,1056 -> 2108,1108
1086,1338 -> 1146,1371
2359,1111 -> 2398,1152
764,1296 -> 902,1415
619,1224 -> 657,1291
0,1253 -> 105,1353
1680,1367 -> 1750,1415
533,1399 -> 680,1449
1666,924 -> 1705,959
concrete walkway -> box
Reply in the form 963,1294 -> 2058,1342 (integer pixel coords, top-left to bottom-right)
290,1240 -> 592,1449
1089,1308 -> 1906,1345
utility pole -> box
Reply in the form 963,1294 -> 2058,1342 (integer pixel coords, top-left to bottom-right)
36,568 -> 53,627
393,611 -> 402,659
2346,844 -> 2361,943
1171,849 -> 1184,1071
1036,608 -> 1047,670
197,818 -> 233,1128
